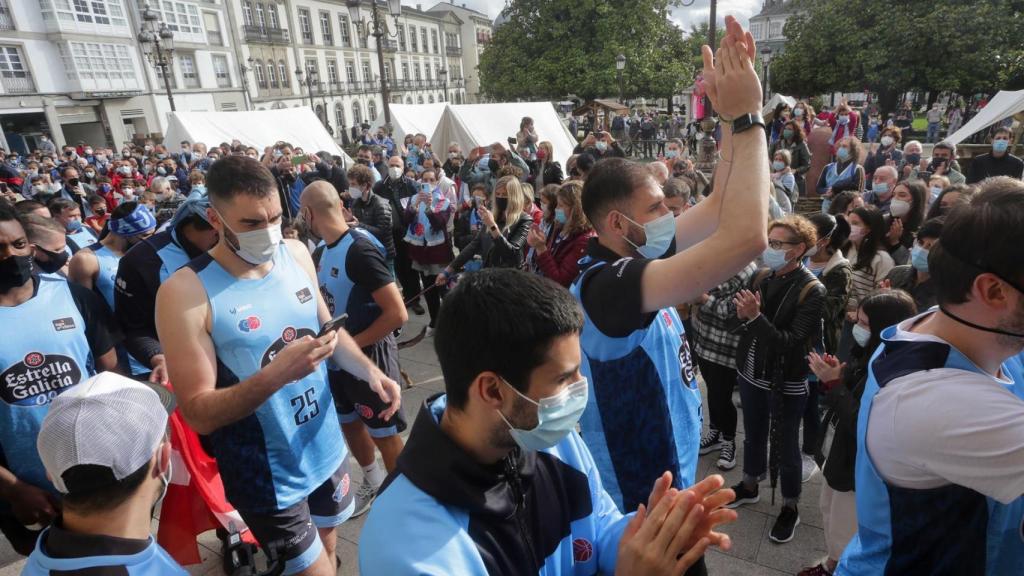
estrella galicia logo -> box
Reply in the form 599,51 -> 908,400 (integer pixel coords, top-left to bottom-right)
319,284 -> 336,316
237,315 -> 262,333
52,317 -> 76,332
1,352 -> 82,406
295,287 -> 313,304
260,326 -> 317,367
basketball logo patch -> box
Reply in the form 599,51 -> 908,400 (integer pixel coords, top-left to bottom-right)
572,538 -> 593,562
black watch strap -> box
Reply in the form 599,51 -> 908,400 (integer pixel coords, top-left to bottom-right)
731,113 -> 766,134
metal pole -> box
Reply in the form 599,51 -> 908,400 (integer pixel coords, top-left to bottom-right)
704,0 -> 716,119
155,41 -> 176,112
618,70 -> 623,104
307,79 -> 315,115
371,5 -> 391,127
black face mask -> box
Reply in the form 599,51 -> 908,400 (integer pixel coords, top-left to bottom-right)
0,255 -> 33,292
34,246 -> 69,274
495,197 -> 509,215
67,178 -> 79,187
488,160 -> 500,173
357,158 -> 370,166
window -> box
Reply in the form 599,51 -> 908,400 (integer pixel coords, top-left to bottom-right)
335,103 -> 345,128
254,2 -> 265,28
203,11 -> 222,45
254,60 -> 265,87
397,25 -> 406,51
410,26 -> 418,51
319,11 -> 332,44
268,4 -> 278,28
0,45 -> 29,78
351,101 -> 362,126
401,62 -> 409,81
361,61 -> 372,83
212,54 -> 230,87
278,60 -> 288,87
428,94 -> 434,103
180,53 -> 198,87
305,58 -> 318,79
267,58 -> 277,87
420,28 -> 427,53
59,41 -> 136,83
42,0 -> 127,27
357,21 -> 367,48
345,60 -> 355,82
414,63 -> 421,80
383,62 -> 390,81
327,60 -> 337,83
750,22 -> 762,40
417,95 -> 423,104
158,1 -> 203,36
431,29 -> 438,54
367,100 -> 377,121
770,20 -> 783,38
298,8 -> 312,43
242,0 -> 252,26
425,66 -> 431,81
338,15 -> 351,47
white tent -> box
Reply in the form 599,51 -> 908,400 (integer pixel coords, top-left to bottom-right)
370,103 -> 447,143
429,102 -> 577,168
762,94 -> 797,119
946,90 -> 1024,145
162,108 -> 352,164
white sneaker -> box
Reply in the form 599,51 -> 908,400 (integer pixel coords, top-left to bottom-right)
350,479 -> 379,518
801,453 -> 819,483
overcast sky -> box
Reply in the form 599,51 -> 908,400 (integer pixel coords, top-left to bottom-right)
411,0 -> 764,31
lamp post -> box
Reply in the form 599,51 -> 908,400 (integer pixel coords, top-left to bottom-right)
760,47 -> 773,105
138,3 -> 176,112
295,67 -> 317,115
439,67 -> 448,102
676,0 -> 718,174
615,53 -> 626,104
347,0 -> 402,129
239,57 -> 253,111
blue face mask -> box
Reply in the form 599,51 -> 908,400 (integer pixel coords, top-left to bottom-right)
930,186 -> 943,201
836,148 -> 850,162
621,211 -> 675,259
994,140 -> 1010,154
911,245 -> 929,273
666,149 -> 679,159
66,219 -> 83,233
772,160 -> 786,171
554,208 -> 568,225
497,378 -> 589,452
761,246 -> 791,271
821,197 -> 833,213
872,181 -> 891,196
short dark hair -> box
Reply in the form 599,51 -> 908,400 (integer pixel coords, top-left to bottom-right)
808,212 -> 850,254
14,199 -> 45,216
47,197 -> 79,216
0,203 -> 24,229
61,461 -> 151,514
205,155 -> 277,205
994,126 -> 1013,139
434,269 -> 583,410
581,157 -> 654,230
576,152 -> 597,174
933,141 -> 956,156
930,177 -> 1024,305
663,177 -> 691,201
87,194 -> 105,207
858,289 -> 918,356
916,217 -> 944,242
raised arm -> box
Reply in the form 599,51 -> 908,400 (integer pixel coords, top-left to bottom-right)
641,16 -> 769,313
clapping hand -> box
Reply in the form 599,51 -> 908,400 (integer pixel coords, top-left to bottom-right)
807,351 -> 845,386
733,289 -> 761,321
527,226 -> 547,252
700,16 -> 761,121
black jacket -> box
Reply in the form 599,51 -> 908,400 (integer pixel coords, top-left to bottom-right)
451,213 -> 532,271
374,176 -> 417,234
529,161 -> 564,189
352,191 -> 395,259
822,357 -> 869,492
735,266 -> 826,384
966,152 -> 1024,184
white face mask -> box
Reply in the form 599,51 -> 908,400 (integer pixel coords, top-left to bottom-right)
890,199 -> 911,218
852,323 -> 872,348
388,166 -> 403,180
348,186 -> 364,200
216,209 -> 282,265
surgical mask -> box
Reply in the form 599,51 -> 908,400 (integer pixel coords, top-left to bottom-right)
122,188 -> 135,197
348,186 -> 364,200
772,160 -> 786,171
890,199 -> 911,218
621,211 -> 675,259
66,219 -> 83,233
152,457 -> 172,518
930,186 -> 943,200
497,378 -> 589,452
33,246 -> 69,274
852,323 -> 871,348
911,245 -> 929,272
805,245 -> 819,258
880,136 -> 894,147
84,171 -> 95,179
156,153 -> 167,160
388,166 -> 403,179
849,225 -> 866,243
836,148 -> 850,162
595,141 -> 608,152
666,149 -> 679,159
872,181 -> 891,196
554,208 -> 567,225
157,167 -> 167,176
191,184 -> 206,195
216,210 -> 282,265
761,246 -> 790,271
793,108 -> 804,118
782,129 -> 794,140
994,140 -> 1010,153
837,115 -> 850,125
33,184 -> 46,193
0,255 -> 33,292
119,166 -> 132,175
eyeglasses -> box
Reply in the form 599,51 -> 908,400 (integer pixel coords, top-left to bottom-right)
767,239 -> 801,250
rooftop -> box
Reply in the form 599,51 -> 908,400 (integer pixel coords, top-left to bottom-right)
750,0 -> 797,19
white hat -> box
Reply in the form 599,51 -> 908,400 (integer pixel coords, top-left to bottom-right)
37,372 -> 173,495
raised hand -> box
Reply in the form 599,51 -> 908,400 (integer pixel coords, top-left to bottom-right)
700,16 -> 761,119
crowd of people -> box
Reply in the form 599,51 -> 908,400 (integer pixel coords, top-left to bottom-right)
1,14 -> 1024,576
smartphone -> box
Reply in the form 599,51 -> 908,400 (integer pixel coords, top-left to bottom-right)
471,196 -> 478,210
291,154 -> 308,166
507,137 -> 518,146
317,313 -> 348,338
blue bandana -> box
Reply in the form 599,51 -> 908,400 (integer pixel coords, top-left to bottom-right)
109,204 -> 157,237
169,196 -> 211,231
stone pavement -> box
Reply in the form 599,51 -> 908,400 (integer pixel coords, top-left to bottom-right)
0,311 -> 829,575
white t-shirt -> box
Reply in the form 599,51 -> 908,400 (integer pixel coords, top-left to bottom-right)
866,318 -> 1024,505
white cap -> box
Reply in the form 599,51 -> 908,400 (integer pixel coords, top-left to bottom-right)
37,372 -> 173,495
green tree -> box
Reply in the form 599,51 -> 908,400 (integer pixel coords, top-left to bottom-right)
478,0 -> 694,106
770,0 -> 1024,115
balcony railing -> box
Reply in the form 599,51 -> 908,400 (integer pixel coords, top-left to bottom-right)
381,39 -> 398,52
206,30 -> 223,45
445,45 -> 461,56
0,2 -> 14,31
1,74 -> 34,94
183,75 -> 200,89
243,25 -> 290,44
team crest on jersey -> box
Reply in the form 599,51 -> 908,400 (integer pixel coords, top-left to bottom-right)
572,538 -> 593,562
52,317 -> 76,332
678,340 -> 697,387
334,473 -> 351,502
237,316 -> 261,333
661,310 -> 674,329
260,326 -> 318,367
0,353 -> 82,406
295,287 -> 313,304
330,267 -> 339,278
354,403 -> 375,420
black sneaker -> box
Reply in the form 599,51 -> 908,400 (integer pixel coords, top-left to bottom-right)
699,429 -> 722,455
725,481 -> 759,509
770,505 -> 801,543
717,439 -> 737,470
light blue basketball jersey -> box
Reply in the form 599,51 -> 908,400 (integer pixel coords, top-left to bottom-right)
66,228 -> 97,253
315,227 -> 387,336
0,276 -> 93,491
89,243 -> 148,376
23,530 -> 187,575
189,243 -> 345,512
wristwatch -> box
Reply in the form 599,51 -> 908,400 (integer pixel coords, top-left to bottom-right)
722,112 -> 766,134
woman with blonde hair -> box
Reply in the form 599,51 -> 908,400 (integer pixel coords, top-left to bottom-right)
438,175 -> 533,283
531,140 -> 564,190
526,180 -> 595,287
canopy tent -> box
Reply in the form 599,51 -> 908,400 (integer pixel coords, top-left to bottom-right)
946,90 -> 1024,145
369,103 -> 447,143
162,108 -> 352,164
430,102 -> 578,168
762,94 -> 797,120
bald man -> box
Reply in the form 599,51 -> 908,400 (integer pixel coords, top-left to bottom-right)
300,178 -> 407,517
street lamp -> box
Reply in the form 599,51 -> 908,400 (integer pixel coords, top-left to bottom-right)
615,53 -> 626,104
138,3 -> 176,112
295,67 -> 318,116
676,0 -> 718,174
760,47 -> 773,105
347,0 -> 401,129
239,57 -> 254,111
438,67 -> 448,102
